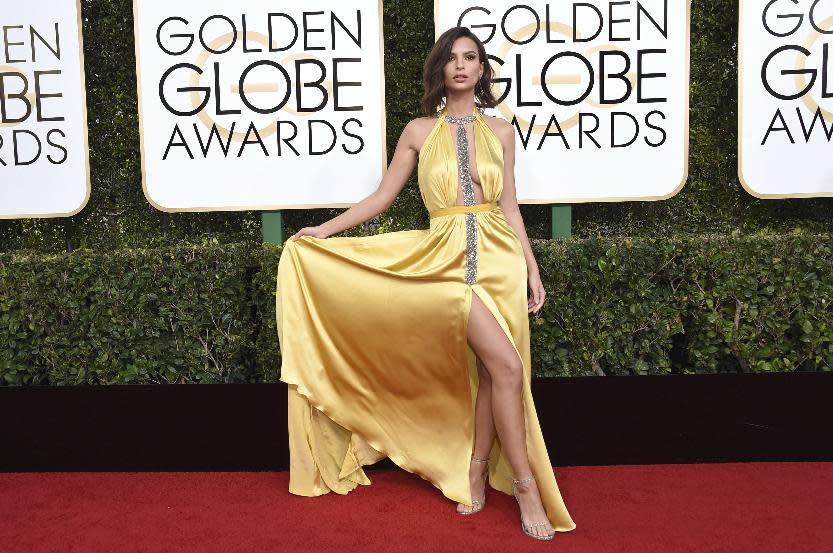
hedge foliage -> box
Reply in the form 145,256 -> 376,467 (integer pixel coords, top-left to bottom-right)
0,0 -> 831,253
2,234 -> 830,385
0,244 -> 257,385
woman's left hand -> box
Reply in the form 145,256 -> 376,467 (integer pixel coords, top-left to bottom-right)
527,268 -> 546,315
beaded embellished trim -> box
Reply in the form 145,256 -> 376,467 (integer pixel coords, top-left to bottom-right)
440,108 -> 484,286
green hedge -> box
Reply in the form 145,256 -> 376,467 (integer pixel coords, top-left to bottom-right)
680,233 -> 833,372
2,234 -> 830,385
0,243 -> 258,385
0,0 -> 831,253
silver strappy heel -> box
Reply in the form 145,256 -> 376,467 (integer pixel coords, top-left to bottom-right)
512,475 -> 555,540
457,456 -> 489,515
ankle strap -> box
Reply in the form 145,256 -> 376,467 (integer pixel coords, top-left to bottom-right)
512,475 -> 535,486
471,456 -> 489,464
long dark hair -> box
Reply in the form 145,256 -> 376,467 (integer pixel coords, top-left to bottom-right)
420,27 -> 499,116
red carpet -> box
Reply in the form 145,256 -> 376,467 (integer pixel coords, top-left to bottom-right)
2,462 -> 830,552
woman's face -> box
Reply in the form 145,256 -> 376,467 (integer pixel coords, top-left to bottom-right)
443,36 -> 484,94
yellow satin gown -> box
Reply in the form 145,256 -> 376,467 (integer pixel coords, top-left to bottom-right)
275,106 -> 576,532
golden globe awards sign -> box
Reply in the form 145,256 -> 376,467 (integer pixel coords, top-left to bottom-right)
0,0 -> 90,219
739,1 -> 833,198
435,1 -> 691,202
133,0 -> 386,211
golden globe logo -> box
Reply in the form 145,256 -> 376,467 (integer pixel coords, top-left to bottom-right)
134,3 -> 386,211
436,1 -> 690,203
151,13 -> 366,160
1,0 -> 89,220
186,32 -> 335,143
457,4 -> 672,149
0,27 -> 70,167
755,2 -> 833,133
738,0 -> 833,199
489,23 -> 633,135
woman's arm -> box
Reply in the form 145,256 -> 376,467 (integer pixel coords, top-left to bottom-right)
289,121 -> 423,240
494,120 -> 546,314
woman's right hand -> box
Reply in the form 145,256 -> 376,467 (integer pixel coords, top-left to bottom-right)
288,225 -> 330,241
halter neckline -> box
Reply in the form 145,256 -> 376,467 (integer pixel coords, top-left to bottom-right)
436,106 -> 484,122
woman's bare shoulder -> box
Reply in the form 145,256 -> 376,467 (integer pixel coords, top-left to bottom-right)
482,114 -> 514,148
482,113 -> 512,135
405,115 -> 439,133
404,115 -> 439,153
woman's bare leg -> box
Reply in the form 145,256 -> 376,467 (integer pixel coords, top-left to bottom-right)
456,357 -> 496,514
464,290 -> 555,537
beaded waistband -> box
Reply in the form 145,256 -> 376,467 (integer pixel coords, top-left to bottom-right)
429,202 -> 499,219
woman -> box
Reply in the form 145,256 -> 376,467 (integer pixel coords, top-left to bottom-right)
275,27 -> 576,540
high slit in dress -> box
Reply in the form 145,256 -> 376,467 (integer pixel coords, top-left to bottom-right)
275,106 -> 576,532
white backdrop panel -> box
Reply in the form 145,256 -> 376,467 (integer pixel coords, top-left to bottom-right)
0,0 -> 90,219
435,0 -> 691,203
739,0 -> 833,198
133,0 -> 386,211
